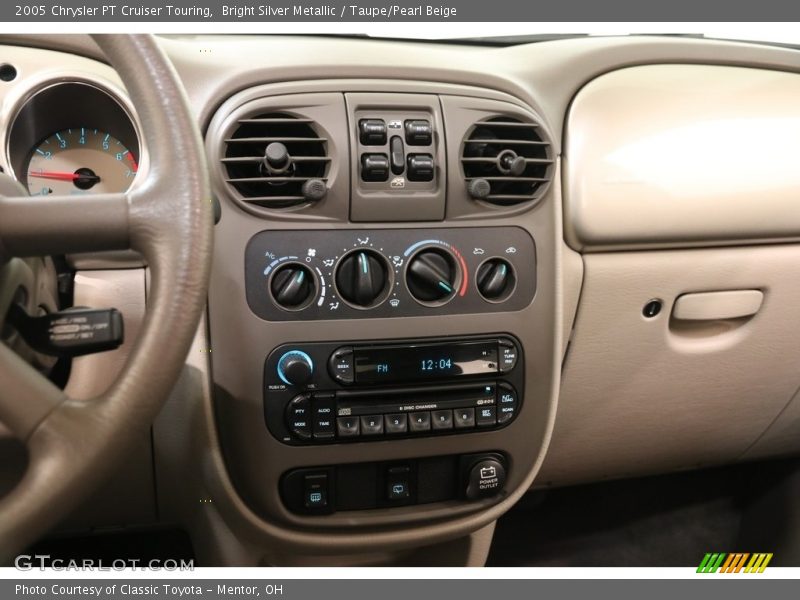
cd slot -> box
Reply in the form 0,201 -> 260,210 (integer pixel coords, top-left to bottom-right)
336,383 -> 497,417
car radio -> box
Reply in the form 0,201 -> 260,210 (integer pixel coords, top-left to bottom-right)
263,335 -> 523,445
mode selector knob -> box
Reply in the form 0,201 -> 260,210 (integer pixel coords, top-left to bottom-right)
335,249 -> 391,308
277,350 -> 314,386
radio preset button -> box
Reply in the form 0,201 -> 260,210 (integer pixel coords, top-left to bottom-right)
336,416 -> 360,438
409,411 -> 431,432
454,408 -> 476,429
385,413 -> 408,434
328,347 -> 355,384
476,406 -> 497,427
286,395 -> 312,440
499,340 -> 518,373
431,409 -> 454,430
361,415 -> 384,436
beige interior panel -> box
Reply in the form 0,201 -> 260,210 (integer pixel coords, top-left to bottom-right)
560,241 -> 584,358
538,245 -> 800,487
564,64 -> 800,251
742,386 -> 800,461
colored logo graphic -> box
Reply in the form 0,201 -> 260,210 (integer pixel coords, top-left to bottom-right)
697,553 -> 773,573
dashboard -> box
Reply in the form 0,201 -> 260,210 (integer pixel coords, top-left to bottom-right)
3,33 -> 800,566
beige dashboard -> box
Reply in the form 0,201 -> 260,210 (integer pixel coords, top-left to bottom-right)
1,33 -> 800,566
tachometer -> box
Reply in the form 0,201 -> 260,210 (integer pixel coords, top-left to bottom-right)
26,128 -> 138,196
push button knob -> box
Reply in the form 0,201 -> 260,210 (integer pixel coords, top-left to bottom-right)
359,119 -> 387,145
277,350 -> 314,386
361,153 -> 389,182
405,119 -> 432,145
407,153 -> 434,182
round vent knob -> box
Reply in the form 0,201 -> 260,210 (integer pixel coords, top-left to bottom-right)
477,259 -> 516,302
270,263 -> 315,310
498,150 -> 527,176
467,178 -> 491,200
335,250 -> 390,308
264,142 -> 290,172
301,178 -> 327,202
406,248 -> 459,304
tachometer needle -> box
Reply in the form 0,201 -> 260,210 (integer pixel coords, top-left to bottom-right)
28,171 -> 101,182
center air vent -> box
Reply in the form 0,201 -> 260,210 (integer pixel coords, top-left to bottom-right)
222,113 -> 330,208
461,117 -> 553,206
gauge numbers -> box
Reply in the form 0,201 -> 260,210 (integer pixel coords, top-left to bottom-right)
26,128 -> 137,196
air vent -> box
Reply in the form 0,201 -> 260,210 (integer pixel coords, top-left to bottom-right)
461,117 -> 553,206
222,113 -> 330,208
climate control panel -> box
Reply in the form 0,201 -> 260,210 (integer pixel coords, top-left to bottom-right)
244,227 -> 536,321
263,335 -> 524,446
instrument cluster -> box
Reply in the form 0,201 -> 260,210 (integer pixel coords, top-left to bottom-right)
4,80 -> 141,197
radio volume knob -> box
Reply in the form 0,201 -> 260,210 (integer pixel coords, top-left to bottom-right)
277,350 -> 314,386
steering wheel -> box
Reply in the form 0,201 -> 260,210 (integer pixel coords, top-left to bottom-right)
0,35 -> 213,562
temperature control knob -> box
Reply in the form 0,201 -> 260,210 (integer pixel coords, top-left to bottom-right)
277,350 -> 314,386
335,249 -> 390,308
270,263 -> 315,310
406,248 -> 459,304
476,259 -> 516,301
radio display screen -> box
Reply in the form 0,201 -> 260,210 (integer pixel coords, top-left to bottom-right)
353,341 -> 499,383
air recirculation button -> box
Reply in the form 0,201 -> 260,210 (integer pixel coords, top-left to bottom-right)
476,258 -> 516,302
406,248 -> 459,305
335,249 -> 391,308
270,263 -> 316,310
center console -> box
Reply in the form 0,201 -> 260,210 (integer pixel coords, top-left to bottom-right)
204,78 -> 560,554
